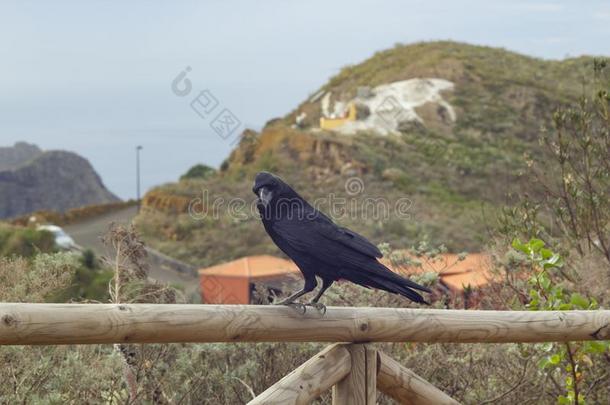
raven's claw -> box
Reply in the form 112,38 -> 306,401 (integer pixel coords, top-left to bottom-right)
306,302 -> 327,315
274,300 -> 307,314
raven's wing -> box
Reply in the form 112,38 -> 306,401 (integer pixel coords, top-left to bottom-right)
285,213 -> 382,258
332,225 -> 383,258
316,211 -> 383,258
271,215 -> 431,297
271,215 -> 381,264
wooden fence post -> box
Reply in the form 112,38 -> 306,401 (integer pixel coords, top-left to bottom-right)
248,344 -> 351,405
332,344 -> 377,405
377,351 -> 460,405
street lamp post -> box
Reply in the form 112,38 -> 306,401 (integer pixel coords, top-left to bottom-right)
136,145 -> 143,212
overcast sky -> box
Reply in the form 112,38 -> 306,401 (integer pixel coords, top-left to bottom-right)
1,0 -> 609,199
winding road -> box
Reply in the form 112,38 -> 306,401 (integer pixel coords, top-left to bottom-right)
63,206 -> 199,298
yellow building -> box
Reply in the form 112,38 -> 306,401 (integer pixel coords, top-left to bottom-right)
319,103 -> 357,130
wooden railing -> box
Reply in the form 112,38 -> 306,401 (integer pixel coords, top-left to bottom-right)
2,304 -> 610,404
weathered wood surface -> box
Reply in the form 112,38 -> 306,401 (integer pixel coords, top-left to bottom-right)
332,344 -> 377,405
377,351 -> 460,405
248,344 -> 351,405
1,304 -> 609,345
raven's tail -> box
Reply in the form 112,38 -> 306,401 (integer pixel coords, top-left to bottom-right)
350,261 -> 432,304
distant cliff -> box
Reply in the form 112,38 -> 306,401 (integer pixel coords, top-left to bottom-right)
0,142 -> 42,171
0,145 -> 119,219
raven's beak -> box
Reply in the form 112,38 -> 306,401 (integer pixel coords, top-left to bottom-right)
258,187 -> 273,207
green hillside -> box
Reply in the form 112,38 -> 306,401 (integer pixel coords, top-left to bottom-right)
136,41 -> 599,267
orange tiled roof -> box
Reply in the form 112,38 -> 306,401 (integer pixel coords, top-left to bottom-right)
199,253 -> 494,292
385,253 -> 495,292
198,255 -> 299,279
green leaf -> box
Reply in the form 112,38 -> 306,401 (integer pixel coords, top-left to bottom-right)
537,357 -> 551,369
570,293 -> 589,309
549,354 -> 561,365
527,300 -> 540,310
529,238 -> 545,253
584,341 -> 608,354
543,253 -> 562,269
540,248 -> 553,259
512,238 -> 527,254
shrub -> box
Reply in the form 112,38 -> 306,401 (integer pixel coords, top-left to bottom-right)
180,164 -> 216,181
0,224 -> 55,258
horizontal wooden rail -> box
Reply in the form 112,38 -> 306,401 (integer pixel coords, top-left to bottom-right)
1,304 -> 609,345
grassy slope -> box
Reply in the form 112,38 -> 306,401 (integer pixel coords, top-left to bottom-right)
136,42 -> 598,267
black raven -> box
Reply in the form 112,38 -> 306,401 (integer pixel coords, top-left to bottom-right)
253,171 -> 431,312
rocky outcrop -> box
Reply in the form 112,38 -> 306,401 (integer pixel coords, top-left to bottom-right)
142,190 -> 193,214
0,142 -> 42,171
0,149 -> 119,219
